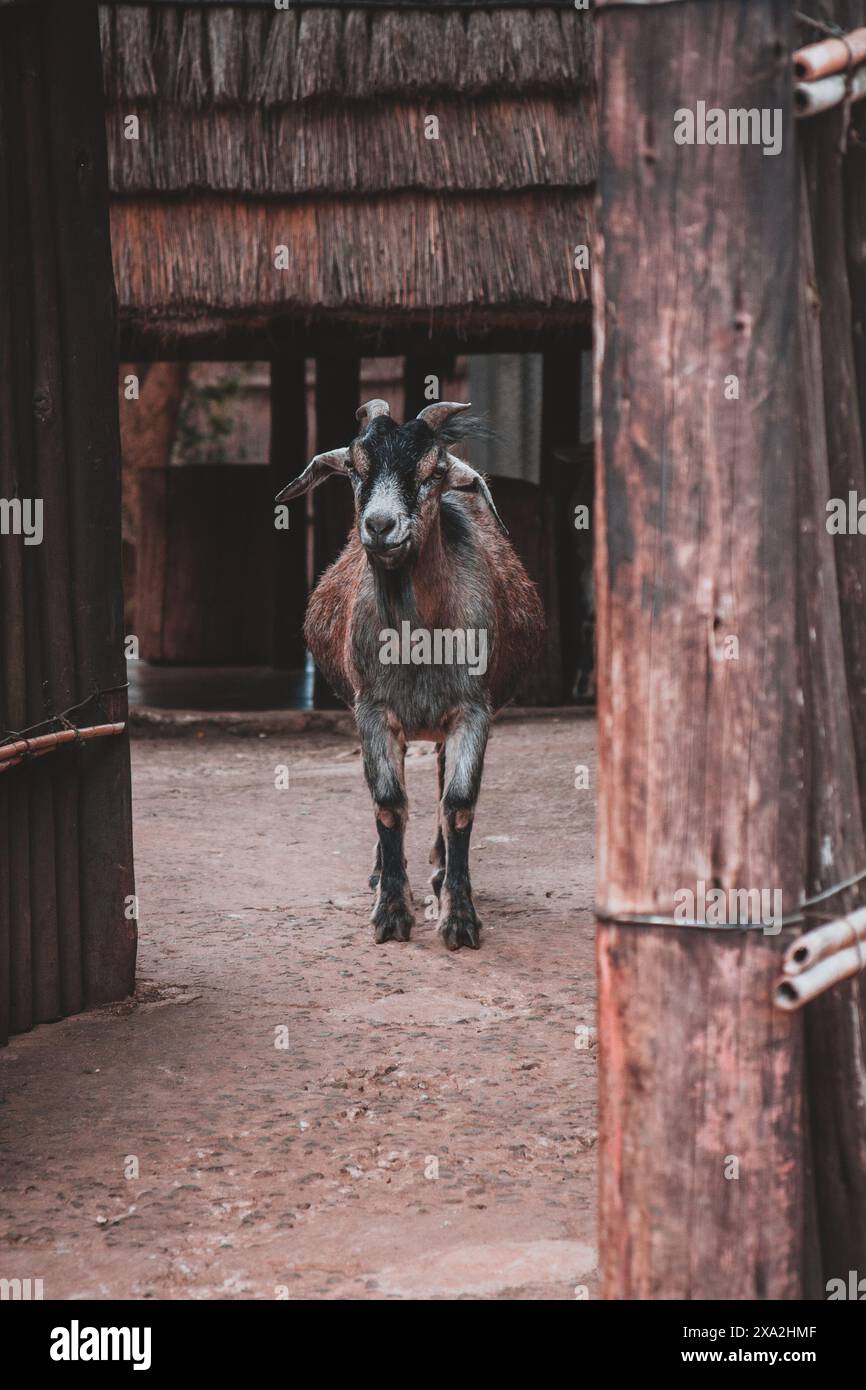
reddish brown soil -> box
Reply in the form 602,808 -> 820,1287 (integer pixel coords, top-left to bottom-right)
0,714 -> 598,1300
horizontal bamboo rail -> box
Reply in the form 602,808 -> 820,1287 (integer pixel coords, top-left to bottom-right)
774,907 -> 866,1010
794,28 -> 866,82
0,722 -> 125,773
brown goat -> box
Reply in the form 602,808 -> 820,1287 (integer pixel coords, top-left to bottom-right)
276,399 -> 544,950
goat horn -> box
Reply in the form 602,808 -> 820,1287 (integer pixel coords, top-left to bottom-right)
355,399 -> 391,426
275,448 -> 349,503
416,401 -> 472,431
445,454 -> 509,537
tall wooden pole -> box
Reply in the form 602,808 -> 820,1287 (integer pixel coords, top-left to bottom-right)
541,344 -> 585,701
796,168 -> 866,1288
312,353 -> 359,707
594,0 -> 806,1298
796,1 -> 866,1282
269,350 -> 308,670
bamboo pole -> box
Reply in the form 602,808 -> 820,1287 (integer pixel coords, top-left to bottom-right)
794,28 -> 866,80
594,0 -> 805,1299
777,944 -> 866,1010
784,907 -> 866,977
795,64 -> 866,118
0,724 -> 126,770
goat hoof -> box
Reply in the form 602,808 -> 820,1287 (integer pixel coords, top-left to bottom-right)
438,904 -> 481,951
372,899 -> 414,943
430,867 -> 445,901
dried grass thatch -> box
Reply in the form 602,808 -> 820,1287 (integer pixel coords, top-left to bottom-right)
110,190 -> 593,322
101,4 -> 596,332
107,95 -> 597,196
100,4 -> 595,104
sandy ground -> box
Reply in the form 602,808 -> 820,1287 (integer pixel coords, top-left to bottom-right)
0,714 -> 598,1300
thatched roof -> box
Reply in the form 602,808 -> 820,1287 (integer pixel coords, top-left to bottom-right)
101,4 -> 596,345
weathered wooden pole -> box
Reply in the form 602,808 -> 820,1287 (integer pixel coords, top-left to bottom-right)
795,169 -> 866,1291
541,343 -> 585,700
312,353 -> 359,706
594,0 -> 806,1298
269,349 -> 308,670
796,4 -> 866,1283
42,0 -> 136,1009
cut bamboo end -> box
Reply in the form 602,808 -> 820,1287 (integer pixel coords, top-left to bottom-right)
794,62 -> 866,118
793,29 -> 866,82
774,941 -> 866,1011
783,905 -> 866,976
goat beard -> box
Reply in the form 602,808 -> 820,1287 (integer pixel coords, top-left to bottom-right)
372,559 -> 419,629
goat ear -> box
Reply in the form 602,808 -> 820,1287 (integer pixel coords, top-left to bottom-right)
444,454 -> 509,536
275,448 -> 350,504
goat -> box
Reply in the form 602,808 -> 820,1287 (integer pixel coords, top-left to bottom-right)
275,399 -> 544,951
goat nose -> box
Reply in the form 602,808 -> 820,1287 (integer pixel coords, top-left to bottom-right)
365,511 -> 397,542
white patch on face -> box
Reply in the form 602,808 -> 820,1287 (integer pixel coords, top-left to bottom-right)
362,474 -> 410,543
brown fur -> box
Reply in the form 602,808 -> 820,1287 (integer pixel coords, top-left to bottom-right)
304,491 -> 543,722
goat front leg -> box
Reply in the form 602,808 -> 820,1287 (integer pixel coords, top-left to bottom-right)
357,701 -> 414,944
438,706 -> 489,951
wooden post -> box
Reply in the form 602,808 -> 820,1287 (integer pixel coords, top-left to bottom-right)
270,351 -> 308,669
803,111 -> 866,827
796,167 -> 866,1287
312,353 -> 359,707
0,11 -> 34,1036
541,344 -> 585,701
594,0 -> 806,1298
42,0 -> 136,1008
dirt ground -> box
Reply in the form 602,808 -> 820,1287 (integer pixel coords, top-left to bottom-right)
0,713 -> 598,1300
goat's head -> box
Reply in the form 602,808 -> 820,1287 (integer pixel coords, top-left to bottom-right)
275,400 -> 507,571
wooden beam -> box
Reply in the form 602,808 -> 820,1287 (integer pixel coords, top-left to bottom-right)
118,315 -> 591,366
594,0 -> 806,1298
